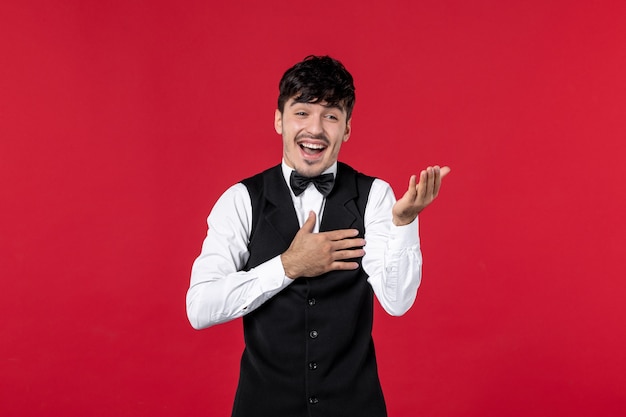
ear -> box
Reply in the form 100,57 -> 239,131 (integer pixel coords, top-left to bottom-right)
343,118 -> 351,142
274,109 -> 283,135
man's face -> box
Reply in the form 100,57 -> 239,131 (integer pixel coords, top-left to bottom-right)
275,98 -> 351,178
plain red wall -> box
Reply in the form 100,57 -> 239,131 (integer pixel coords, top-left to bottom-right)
2,0 -> 625,415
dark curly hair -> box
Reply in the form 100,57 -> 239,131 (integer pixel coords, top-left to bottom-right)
277,55 -> 356,119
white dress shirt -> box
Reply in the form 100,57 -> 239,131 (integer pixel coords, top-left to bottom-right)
186,162 -> 422,330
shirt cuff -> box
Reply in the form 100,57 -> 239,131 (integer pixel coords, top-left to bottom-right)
254,255 -> 294,293
387,216 -> 420,250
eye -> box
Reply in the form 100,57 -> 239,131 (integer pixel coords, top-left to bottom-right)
295,111 -> 308,117
325,114 -> 339,121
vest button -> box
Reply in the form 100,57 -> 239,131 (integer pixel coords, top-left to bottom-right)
308,361 -> 318,370
308,396 -> 319,404
308,298 -> 316,306
309,330 -> 318,339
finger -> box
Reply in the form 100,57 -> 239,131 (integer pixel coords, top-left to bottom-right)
322,228 -> 360,241
433,166 -> 450,197
329,261 -> 360,271
331,238 -> 366,251
433,166 -> 442,197
406,175 -> 418,199
416,169 -> 427,200
333,248 -> 366,260
425,166 -> 436,197
299,211 -> 316,234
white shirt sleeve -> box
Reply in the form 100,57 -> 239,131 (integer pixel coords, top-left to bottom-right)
363,179 -> 422,316
186,176 -> 423,330
186,183 -> 293,330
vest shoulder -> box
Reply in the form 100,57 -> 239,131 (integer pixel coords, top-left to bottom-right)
336,162 -> 378,191
337,161 -> 376,181
240,164 -> 281,182
240,164 -> 282,193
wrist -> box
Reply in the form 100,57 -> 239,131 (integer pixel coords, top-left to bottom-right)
392,214 -> 416,226
280,253 -> 299,279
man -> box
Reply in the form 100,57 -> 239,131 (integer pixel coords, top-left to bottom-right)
186,55 -> 450,417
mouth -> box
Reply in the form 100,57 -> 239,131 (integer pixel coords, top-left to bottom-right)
296,135 -> 329,161
299,141 -> 327,156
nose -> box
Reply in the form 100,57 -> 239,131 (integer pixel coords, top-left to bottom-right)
306,115 -> 324,136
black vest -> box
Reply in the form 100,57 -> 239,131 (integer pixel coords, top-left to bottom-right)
232,163 -> 387,417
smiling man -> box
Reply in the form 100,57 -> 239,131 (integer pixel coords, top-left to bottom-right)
186,55 -> 450,417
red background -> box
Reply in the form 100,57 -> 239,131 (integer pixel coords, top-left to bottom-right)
2,1 -> 625,415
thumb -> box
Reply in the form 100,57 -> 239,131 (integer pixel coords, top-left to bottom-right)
300,211 -> 316,234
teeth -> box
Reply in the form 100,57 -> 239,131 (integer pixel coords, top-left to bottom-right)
301,143 -> 325,149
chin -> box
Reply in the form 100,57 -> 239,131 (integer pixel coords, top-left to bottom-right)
300,162 -> 327,175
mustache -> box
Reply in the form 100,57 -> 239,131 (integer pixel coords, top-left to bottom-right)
296,133 -> 329,144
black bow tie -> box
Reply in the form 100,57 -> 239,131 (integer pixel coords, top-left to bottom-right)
289,171 -> 335,197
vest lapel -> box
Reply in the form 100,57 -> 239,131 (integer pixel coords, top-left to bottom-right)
262,166 -> 300,246
320,163 -> 360,233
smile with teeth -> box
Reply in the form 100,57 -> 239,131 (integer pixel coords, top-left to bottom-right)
299,142 -> 327,155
